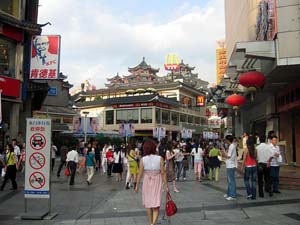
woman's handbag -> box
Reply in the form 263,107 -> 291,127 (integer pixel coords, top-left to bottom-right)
165,190 -> 177,217
64,167 -> 70,176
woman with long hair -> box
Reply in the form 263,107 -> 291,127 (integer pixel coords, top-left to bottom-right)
191,144 -> 204,181
112,146 -> 124,182
242,137 -> 257,199
126,142 -> 139,189
85,146 -> 96,185
135,140 -> 168,225
166,142 -> 180,192
1,144 -> 18,191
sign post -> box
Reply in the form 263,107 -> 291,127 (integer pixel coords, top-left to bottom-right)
22,118 -> 57,220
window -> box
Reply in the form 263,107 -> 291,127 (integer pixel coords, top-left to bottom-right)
195,117 -> 200,124
105,110 -> 114,125
180,114 -> 187,123
156,108 -> 161,123
162,110 -> 170,125
141,108 -> 152,123
0,0 -> 20,18
0,39 -> 16,77
116,109 -> 138,124
171,112 -> 179,125
188,115 -> 193,123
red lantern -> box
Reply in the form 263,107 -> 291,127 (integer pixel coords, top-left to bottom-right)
239,71 -> 265,101
226,94 -> 246,115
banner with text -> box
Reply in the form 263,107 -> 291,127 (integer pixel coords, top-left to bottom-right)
24,119 -> 51,198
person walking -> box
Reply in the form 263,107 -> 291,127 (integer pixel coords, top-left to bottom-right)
57,144 -> 69,177
85,146 -> 96,185
135,140 -> 168,225
1,144 -> 18,191
166,143 -> 180,192
256,135 -> 272,198
126,143 -> 139,189
106,146 -> 114,177
191,144 -> 204,181
208,144 -> 221,181
241,137 -> 258,200
112,146 -> 124,182
221,135 -> 237,201
174,143 -> 184,181
268,135 -> 282,196
66,146 -> 79,185
51,142 -> 58,172
101,144 -> 109,174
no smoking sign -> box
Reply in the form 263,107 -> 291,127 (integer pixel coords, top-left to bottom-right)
29,152 -> 46,170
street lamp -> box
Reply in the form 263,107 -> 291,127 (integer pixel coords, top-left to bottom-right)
82,111 -> 89,144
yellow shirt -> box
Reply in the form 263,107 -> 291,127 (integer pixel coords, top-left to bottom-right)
6,152 -> 16,166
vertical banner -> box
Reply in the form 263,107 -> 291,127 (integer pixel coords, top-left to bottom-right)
153,127 -> 166,140
25,119 -> 51,198
30,35 -> 61,79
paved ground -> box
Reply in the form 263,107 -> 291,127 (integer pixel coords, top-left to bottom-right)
0,159 -> 300,225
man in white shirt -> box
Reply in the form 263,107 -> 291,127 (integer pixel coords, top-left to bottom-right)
66,147 -> 79,185
256,135 -> 272,197
51,143 -> 58,172
221,135 -> 237,200
12,139 -> 21,161
268,135 -> 282,195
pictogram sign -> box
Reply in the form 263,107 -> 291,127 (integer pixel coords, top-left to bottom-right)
29,172 -> 46,189
29,152 -> 46,170
30,133 -> 46,150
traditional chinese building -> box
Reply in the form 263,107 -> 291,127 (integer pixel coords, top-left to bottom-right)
73,57 -> 209,140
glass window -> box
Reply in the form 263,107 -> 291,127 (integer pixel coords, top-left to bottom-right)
155,108 -> 161,123
171,112 -> 179,126
180,114 -> 187,123
188,115 -> 193,123
0,0 -> 20,18
141,108 -> 152,123
162,110 -> 170,125
116,109 -> 138,124
0,38 -> 16,77
195,117 -> 200,124
105,110 -> 114,125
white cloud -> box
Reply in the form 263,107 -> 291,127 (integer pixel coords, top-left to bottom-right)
38,0 -> 225,89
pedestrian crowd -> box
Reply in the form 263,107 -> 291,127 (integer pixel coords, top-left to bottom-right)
0,131 -> 283,225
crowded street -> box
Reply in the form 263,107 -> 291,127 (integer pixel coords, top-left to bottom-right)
0,157 -> 300,225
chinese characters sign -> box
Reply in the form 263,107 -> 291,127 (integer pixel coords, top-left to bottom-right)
216,41 -> 226,84
25,119 -> 51,198
30,35 -> 61,80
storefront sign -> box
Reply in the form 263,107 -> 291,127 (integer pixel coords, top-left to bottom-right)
30,35 -> 61,80
0,75 -> 20,98
0,24 -> 23,42
48,87 -> 57,96
113,102 -> 170,109
25,119 -> 51,198
196,96 -> 206,107
216,41 -> 226,84
164,54 -> 180,71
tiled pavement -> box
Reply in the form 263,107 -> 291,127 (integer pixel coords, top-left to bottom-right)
0,160 -> 300,225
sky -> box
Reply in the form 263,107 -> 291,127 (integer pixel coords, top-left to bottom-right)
38,0 -> 225,90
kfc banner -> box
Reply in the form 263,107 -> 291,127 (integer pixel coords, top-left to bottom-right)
30,35 -> 61,80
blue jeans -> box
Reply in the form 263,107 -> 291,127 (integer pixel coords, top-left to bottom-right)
227,168 -> 236,198
176,161 -> 183,180
270,166 -> 280,192
244,166 -> 257,199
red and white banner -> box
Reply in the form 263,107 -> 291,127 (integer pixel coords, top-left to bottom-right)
25,119 -> 51,198
30,35 -> 61,80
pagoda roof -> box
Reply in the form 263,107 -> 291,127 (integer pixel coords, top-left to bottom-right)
179,60 -> 195,71
128,57 -> 159,73
74,94 -> 181,109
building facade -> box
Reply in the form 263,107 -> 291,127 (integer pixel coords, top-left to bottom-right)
0,0 -> 49,147
73,58 -> 209,140
222,0 -> 300,165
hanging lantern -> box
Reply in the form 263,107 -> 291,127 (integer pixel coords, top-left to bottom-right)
239,71 -> 265,101
225,94 -> 246,116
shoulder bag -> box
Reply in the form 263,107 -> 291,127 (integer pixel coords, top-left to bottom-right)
165,190 -> 177,217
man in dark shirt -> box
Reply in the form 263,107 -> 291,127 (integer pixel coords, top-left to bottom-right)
57,144 -> 69,177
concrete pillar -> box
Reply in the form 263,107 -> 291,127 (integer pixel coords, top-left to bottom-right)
265,94 -> 279,136
10,103 -> 20,140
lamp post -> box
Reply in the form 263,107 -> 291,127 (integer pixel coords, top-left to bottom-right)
82,111 -> 89,144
